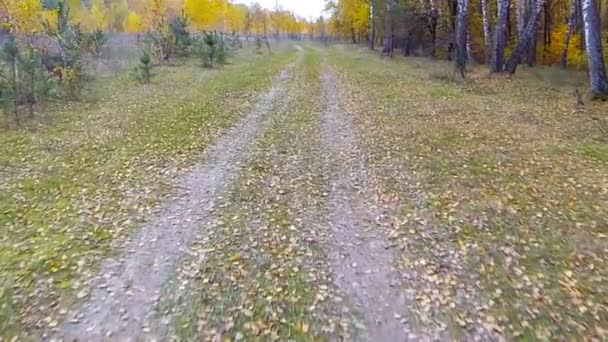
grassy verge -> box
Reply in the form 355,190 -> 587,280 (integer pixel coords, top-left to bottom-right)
0,46 -> 297,337
326,45 -> 607,339
163,47 -> 351,341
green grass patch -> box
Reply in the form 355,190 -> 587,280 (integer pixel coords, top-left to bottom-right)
578,142 -> 608,163
0,46 -> 297,338
326,45 -> 608,339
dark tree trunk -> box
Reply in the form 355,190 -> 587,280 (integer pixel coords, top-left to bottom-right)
429,1 -> 439,57
351,27 -> 357,44
526,19 -> 538,66
560,0 -> 578,68
448,0 -> 458,60
491,0 -> 509,72
481,0 -> 492,63
370,0 -> 376,50
505,0 -> 546,73
456,0 -> 469,76
543,0 -> 551,49
403,32 -> 413,56
525,0 -> 539,66
517,0 -> 526,37
582,0 -> 608,98
384,0 -> 396,56
507,0 -> 513,41
604,0 -> 608,30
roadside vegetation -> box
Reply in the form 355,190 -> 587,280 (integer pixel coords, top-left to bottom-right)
326,45 -> 607,339
0,43 -> 296,337
1,0 -> 607,338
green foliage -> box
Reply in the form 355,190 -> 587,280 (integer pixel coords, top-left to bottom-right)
428,70 -> 462,83
254,37 -> 263,54
0,35 -> 20,125
132,51 -> 154,84
42,0 -> 92,99
169,11 -> 192,57
253,37 -> 270,55
0,35 -> 56,126
196,32 -> 230,68
216,38 -> 228,66
87,29 -> 108,57
226,33 -> 243,50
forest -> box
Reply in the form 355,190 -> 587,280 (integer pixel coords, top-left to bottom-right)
0,0 -> 607,340
325,0 -> 608,98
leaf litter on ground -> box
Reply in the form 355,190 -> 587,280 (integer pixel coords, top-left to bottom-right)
0,47 -> 297,339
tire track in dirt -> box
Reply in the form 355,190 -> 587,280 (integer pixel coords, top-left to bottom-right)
54,54 -> 302,342
322,52 -> 503,341
149,50 -> 354,340
320,65 -> 411,341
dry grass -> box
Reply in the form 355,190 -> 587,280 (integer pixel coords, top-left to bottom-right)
327,45 -> 608,339
0,46 -> 297,338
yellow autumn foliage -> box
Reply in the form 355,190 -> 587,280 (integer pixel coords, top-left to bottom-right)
124,11 -> 143,32
0,0 -> 44,33
0,0 -> 311,36
544,24 -> 586,69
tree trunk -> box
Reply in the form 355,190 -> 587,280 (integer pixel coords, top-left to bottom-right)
28,70 -> 35,119
467,29 -> 473,61
507,0 -> 513,40
11,58 -> 19,126
604,0 -> 608,30
370,0 -> 376,50
448,0 -> 458,60
543,0 -> 551,49
384,0 -> 396,56
505,0 -> 546,73
517,0 -> 526,37
560,0 -> 578,68
526,0 -> 538,66
526,20 -> 538,65
582,0 -> 608,99
429,0 -> 439,57
456,0 -> 469,76
481,0 -> 492,63
491,0 -> 509,72
403,31 -> 414,56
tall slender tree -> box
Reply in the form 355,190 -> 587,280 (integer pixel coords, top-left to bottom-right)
505,0 -> 546,73
516,0 -> 526,37
481,0 -> 492,64
560,0 -> 578,68
455,0 -> 469,76
369,0 -> 376,50
582,0 -> 608,99
429,0 -> 439,57
491,0 -> 509,72
383,0 -> 396,56
526,0 -> 539,66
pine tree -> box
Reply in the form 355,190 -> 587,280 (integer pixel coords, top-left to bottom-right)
1,35 -> 21,125
169,11 -> 192,57
134,51 -> 153,84
201,32 -> 218,68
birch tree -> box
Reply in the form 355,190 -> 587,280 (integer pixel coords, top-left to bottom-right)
560,0 -> 578,68
505,0 -> 546,73
582,0 -> 608,99
490,0 -> 508,72
455,0 -> 468,76
480,0 -> 492,64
